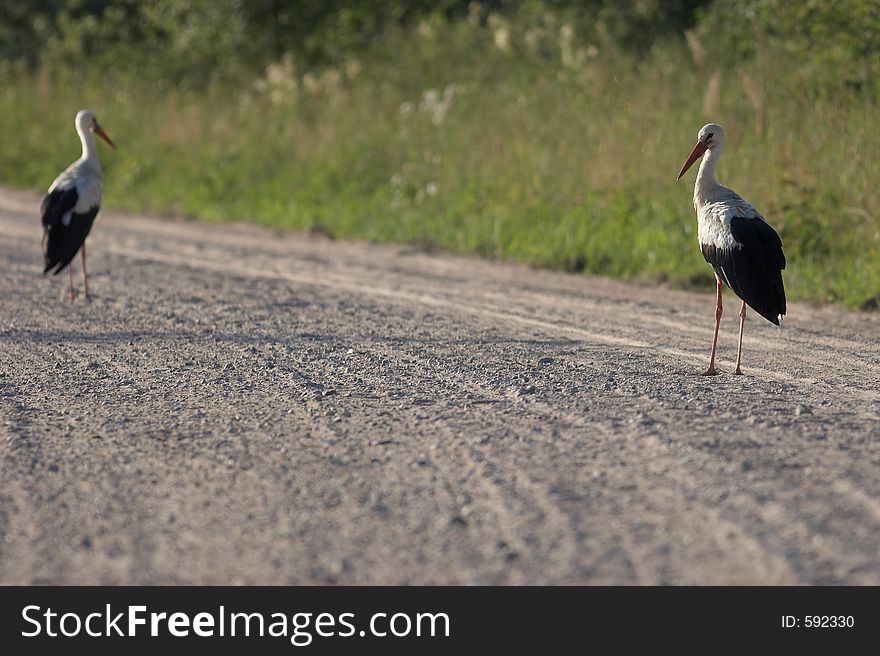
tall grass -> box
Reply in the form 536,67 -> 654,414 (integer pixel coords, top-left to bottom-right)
0,13 -> 877,307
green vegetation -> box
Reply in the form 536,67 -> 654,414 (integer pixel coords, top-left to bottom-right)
1,1 -> 878,307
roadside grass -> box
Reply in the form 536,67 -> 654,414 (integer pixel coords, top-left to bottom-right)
0,17 -> 877,308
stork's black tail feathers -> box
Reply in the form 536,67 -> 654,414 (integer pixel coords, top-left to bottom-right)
746,270 -> 786,325
42,209 -> 98,275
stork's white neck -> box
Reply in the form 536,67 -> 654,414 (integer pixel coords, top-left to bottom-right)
694,142 -> 723,206
76,121 -> 101,172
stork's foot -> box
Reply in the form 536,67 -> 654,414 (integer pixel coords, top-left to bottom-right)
733,366 -> 743,376
701,366 -> 720,376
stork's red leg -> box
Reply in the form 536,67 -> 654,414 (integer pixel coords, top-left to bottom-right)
734,300 -> 747,375
703,279 -> 723,376
81,241 -> 89,301
67,263 -> 75,302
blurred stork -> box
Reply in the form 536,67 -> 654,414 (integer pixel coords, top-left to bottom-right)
41,109 -> 115,300
677,123 -> 786,375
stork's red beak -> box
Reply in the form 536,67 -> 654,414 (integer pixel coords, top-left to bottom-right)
94,124 -> 116,150
677,141 -> 707,180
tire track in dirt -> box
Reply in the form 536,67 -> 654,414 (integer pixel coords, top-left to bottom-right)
327,331 -> 581,584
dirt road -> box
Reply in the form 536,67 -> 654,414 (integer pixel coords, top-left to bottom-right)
1,187 -> 878,584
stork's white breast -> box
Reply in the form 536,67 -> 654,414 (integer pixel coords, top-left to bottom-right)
74,172 -> 103,213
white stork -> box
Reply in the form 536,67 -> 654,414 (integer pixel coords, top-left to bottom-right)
677,123 -> 786,376
41,109 -> 115,300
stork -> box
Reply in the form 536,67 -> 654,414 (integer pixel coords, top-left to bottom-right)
41,109 -> 115,301
677,123 -> 786,376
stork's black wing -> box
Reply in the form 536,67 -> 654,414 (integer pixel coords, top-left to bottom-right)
701,217 -> 786,325
41,186 -> 98,275
41,185 -> 78,228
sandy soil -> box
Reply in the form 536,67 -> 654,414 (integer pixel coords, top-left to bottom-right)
0,187 -> 878,584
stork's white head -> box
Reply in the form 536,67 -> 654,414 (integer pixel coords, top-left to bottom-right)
75,109 -> 116,149
677,123 -> 724,180
698,123 -> 724,149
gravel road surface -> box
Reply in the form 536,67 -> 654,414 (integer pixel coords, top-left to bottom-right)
1,188 -> 878,584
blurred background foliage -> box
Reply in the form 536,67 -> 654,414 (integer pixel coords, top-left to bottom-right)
4,1 -> 876,81
0,0 -> 878,307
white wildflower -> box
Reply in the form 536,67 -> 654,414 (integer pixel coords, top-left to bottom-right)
255,53 -> 298,105
302,72 -> 320,94
417,84 -> 465,125
494,26 -> 511,52
489,14 -> 510,52
420,88 -> 440,108
560,23 -> 580,69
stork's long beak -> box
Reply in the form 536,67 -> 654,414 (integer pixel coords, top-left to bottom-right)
94,124 -> 116,150
676,141 -> 707,180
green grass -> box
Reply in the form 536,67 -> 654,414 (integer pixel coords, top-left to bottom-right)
1,16 -> 878,308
